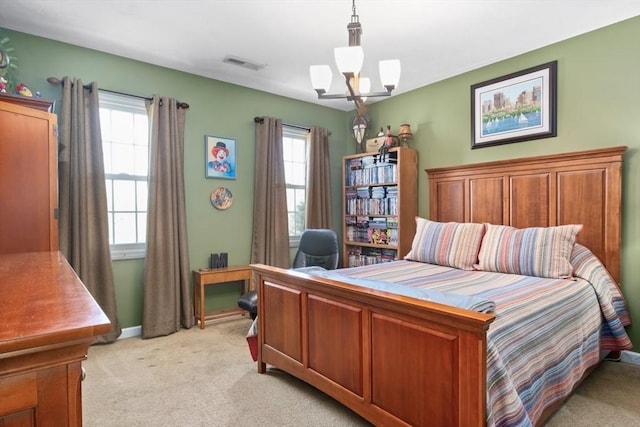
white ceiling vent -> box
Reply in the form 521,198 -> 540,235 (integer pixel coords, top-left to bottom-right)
223,55 -> 266,71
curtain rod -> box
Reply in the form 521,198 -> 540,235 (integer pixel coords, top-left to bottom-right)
253,116 -> 331,135
46,77 -> 190,109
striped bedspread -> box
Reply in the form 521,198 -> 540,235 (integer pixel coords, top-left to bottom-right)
335,253 -> 632,427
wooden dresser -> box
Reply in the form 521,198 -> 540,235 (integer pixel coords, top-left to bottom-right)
0,93 -> 109,425
0,95 -> 58,254
0,252 -> 111,426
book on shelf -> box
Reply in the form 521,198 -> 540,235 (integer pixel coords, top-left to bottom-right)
345,159 -> 398,186
356,187 -> 370,198
367,228 -> 391,245
370,187 -> 385,198
356,216 -> 369,226
349,159 -> 363,170
368,217 -> 387,228
388,228 -> 398,246
346,245 -> 398,267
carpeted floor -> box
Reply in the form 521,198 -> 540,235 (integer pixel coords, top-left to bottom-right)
82,318 -> 640,426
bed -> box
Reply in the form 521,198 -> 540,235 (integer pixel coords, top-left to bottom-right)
250,146 -> 632,427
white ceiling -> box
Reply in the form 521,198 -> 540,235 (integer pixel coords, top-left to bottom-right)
1,1 -> 639,111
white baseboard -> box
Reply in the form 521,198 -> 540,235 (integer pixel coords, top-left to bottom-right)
114,325 -> 639,366
118,325 -> 141,340
621,350 -> 640,366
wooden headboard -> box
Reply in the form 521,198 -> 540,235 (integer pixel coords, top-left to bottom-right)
426,146 -> 627,284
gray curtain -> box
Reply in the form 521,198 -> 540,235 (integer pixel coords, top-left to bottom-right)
251,117 -> 290,268
306,127 -> 333,229
58,77 -> 121,343
142,96 -> 193,339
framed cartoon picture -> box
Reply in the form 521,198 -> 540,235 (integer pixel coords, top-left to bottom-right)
205,135 -> 236,179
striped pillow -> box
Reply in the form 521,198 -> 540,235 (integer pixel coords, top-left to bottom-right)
476,223 -> 583,278
404,218 -> 485,270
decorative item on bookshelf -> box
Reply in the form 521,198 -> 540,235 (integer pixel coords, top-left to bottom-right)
365,136 -> 385,153
398,123 -> 413,147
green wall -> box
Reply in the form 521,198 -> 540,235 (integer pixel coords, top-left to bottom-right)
1,28 -> 350,328
3,16 -> 638,347
365,16 -> 640,347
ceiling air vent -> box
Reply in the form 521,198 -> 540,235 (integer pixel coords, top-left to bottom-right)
223,55 -> 266,71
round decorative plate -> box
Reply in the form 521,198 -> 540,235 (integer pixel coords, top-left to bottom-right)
210,186 -> 233,210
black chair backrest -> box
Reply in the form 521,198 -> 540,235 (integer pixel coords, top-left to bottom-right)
292,229 -> 340,270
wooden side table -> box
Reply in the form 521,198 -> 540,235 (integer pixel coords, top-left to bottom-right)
193,266 -> 253,329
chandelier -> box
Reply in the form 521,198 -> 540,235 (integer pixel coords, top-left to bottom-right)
309,0 -> 401,113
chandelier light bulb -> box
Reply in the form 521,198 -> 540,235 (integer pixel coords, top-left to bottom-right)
310,65 -> 333,93
334,46 -> 364,75
359,77 -> 371,102
379,59 -> 401,89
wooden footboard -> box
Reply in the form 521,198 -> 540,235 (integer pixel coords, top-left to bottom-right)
252,264 -> 495,427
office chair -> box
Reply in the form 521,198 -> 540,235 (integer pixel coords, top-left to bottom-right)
237,228 -> 340,319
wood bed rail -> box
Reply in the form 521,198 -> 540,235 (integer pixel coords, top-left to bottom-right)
251,263 -> 495,426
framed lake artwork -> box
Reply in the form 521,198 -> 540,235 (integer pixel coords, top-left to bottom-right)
205,135 -> 236,179
471,61 -> 557,149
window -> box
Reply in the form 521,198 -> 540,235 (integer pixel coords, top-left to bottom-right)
99,91 -> 149,259
282,126 -> 308,246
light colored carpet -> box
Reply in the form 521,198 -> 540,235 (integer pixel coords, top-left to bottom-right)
83,318 -> 369,426
545,355 -> 640,426
82,317 -> 639,426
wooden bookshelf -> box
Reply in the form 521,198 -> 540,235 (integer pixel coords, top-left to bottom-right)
342,147 -> 417,267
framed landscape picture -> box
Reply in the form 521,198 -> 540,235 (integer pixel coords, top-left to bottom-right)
471,61 -> 557,149
205,135 -> 236,179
